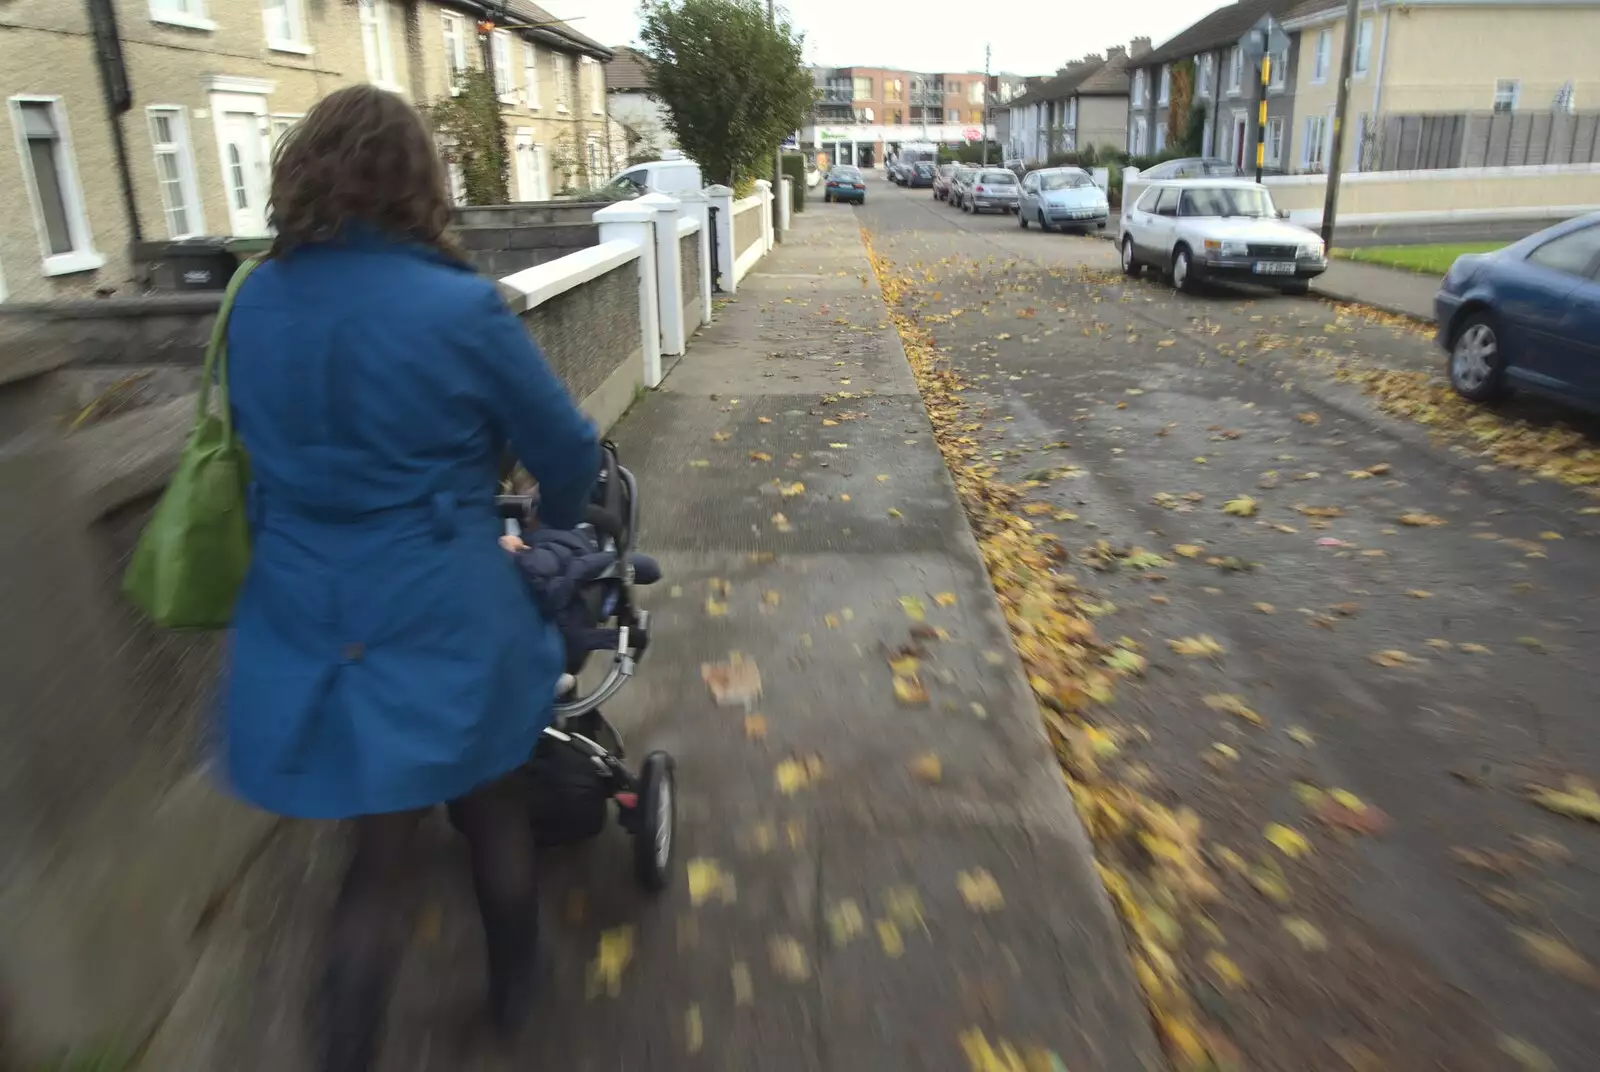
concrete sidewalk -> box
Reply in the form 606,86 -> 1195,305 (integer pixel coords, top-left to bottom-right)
1313,257 -> 1441,321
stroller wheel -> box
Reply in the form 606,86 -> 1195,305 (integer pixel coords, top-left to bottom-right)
633,751 -> 676,892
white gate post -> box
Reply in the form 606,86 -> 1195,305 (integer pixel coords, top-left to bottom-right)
754,179 -> 774,251
778,176 -> 793,232
635,192 -> 685,359
593,200 -> 662,388
705,184 -> 736,295
678,187 -> 713,326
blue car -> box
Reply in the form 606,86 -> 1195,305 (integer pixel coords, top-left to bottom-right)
1435,213 -> 1600,407
824,165 -> 865,205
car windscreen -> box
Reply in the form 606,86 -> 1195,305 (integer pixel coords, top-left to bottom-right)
914,163 -> 934,175
830,168 -> 861,180
1040,171 -> 1095,191
979,171 -> 1016,184
1177,186 -> 1276,218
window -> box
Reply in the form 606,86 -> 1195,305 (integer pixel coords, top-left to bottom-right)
585,57 -> 603,114
358,0 -> 396,89
492,32 -> 515,100
1132,69 -> 1147,105
1526,224 -> 1600,277
1302,114 -> 1328,170
149,0 -> 214,31
1268,49 -> 1287,90
1197,54 -> 1213,96
970,109 -> 983,123
886,79 -> 903,101
969,81 -> 985,105
1312,31 -> 1331,83
853,75 -> 873,99
10,98 -> 101,274
442,12 -> 468,86
587,135 -> 602,179
523,42 -> 539,108
1265,116 -> 1284,165
1134,186 -> 1160,213
1178,185 -> 1275,218
554,53 -> 571,111
947,108 -> 959,123
270,113 -> 301,150
1154,187 -> 1181,216
261,0 -> 308,51
147,106 -> 202,237
1228,47 -> 1243,94
1493,79 -> 1520,113
1354,18 -> 1374,76
1154,123 -> 1167,152
1158,64 -> 1171,105
1131,115 -> 1148,153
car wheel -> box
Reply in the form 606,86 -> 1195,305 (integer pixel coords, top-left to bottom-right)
1121,236 -> 1142,277
1019,209 -> 1029,229
1448,311 -> 1510,402
1038,210 -> 1053,233
1172,246 -> 1198,293
1281,280 -> 1311,296
824,193 -> 831,203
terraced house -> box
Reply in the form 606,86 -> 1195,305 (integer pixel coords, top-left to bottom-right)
1005,46 -> 1134,164
0,0 -> 623,303
1124,0 -> 1303,169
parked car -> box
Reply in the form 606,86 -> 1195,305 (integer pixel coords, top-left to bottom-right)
824,165 -> 867,205
949,166 -> 979,209
1018,167 -> 1109,232
1138,157 -> 1244,181
932,163 -> 957,201
1434,212 -> 1600,407
1118,179 -> 1326,295
964,168 -> 1020,215
604,153 -> 702,198
909,162 -> 936,188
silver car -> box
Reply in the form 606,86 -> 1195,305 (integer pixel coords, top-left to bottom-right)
964,168 -> 1019,215
1019,167 -> 1110,232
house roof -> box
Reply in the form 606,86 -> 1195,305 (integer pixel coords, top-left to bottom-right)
478,1 -> 612,60
1009,51 -> 1130,109
606,45 -> 652,91
1138,0 -> 1304,67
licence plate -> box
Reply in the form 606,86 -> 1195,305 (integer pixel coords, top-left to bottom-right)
1253,261 -> 1295,275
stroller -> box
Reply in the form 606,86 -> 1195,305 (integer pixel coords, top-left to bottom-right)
494,441 -> 676,891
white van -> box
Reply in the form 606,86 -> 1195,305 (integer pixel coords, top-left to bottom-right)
605,152 -> 702,198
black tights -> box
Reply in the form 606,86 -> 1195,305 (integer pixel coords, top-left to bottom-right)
313,773 -> 538,1072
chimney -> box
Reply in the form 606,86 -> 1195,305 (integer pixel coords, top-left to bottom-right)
1106,45 -> 1127,61
1130,36 -> 1152,58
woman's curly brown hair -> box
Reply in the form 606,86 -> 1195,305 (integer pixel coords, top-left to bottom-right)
268,85 -> 464,260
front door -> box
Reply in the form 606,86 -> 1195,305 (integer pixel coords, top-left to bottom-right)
1232,113 -> 1248,169
514,129 -> 538,201
213,95 -> 270,237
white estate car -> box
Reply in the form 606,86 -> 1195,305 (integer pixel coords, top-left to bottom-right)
1118,178 -> 1327,295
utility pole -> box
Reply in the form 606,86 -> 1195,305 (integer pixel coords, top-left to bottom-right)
769,0 -> 783,243
1320,0 -> 1362,248
981,43 -> 991,166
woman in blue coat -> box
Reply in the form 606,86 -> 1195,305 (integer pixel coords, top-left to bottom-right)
223,86 -> 598,1071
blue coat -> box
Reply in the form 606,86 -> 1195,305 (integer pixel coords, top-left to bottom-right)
221,230 -> 599,820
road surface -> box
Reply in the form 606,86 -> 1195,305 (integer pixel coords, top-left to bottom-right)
851,175 -> 1600,1072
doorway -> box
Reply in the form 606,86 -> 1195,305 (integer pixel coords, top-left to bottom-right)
514,128 -> 541,201
210,91 -> 271,237
1231,112 -> 1248,168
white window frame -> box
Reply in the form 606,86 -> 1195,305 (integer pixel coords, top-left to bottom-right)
554,52 -> 571,112
148,0 -> 216,32
587,57 -> 604,115
261,0 -> 311,54
1197,54 -> 1213,97
8,95 -> 104,277
1154,122 -> 1167,152
1131,115 -> 1148,154
1493,79 -> 1520,113
1302,113 -> 1328,171
1265,115 -> 1284,166
492,31 -> 516,102
147,105 -> 205,239
1268,49 -> 1287,91
1132,69 -> 1147,106
523,41 -> 540,108
442,11 -> 468,94
1158,64 -> 1171,106
1353,18 -> 1373,77
269,112 -> 303,151
1227,47 -> 1243,95
1312,30 -> 1331,84
358,0 -> 399,92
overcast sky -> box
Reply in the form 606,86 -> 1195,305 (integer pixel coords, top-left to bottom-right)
542,0 -> 1233,76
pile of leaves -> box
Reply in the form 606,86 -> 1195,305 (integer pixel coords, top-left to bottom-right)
863,230 -> 1233,1068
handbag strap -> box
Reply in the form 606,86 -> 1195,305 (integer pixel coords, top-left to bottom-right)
197,256 -> 264,434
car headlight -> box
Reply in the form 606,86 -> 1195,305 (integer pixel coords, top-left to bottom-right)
1204,239 -> 1249,257
1300,241 -> 1325,258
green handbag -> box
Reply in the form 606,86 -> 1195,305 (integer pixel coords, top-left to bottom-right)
122,257 -> 263,629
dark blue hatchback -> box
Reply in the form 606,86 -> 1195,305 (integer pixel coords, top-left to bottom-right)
1435,213 -> 1600,408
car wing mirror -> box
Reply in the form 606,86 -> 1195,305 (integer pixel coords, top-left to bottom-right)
1278,209 -> 1291,219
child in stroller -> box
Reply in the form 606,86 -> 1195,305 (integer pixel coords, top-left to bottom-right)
493,441 -> 676,890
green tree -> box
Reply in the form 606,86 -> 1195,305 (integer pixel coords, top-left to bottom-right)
423,69 -> 509,205
640,0 -> 815,188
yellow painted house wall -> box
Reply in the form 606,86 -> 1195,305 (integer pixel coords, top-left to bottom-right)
1293,4 -> 1600,120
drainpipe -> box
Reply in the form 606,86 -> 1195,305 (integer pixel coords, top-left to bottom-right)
86,0 -> 142,246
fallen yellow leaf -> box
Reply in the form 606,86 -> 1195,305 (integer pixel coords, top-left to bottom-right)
1282,916 -> 1327,951
1222,495 -> 1258,517
686,858 -> 738,906
1253,602 -> 1277,614
957,869 -> 1005,913
1369,649 -> 1417,668
1265,822 -> 1312,858
779,481 -> 806,497
1514,928 -> 1600,985
769,935 -> 811,982
908,752 -> 943,782
1204,693 -> 1263,725
744,714 -> 767,740
1398,512 -> 1447,527
1169,635 -> 1226,658
892,675 -> 930,706
1173,544 -> 1204,558
1527,781 -> 1600,823
1205,949 -> 1246,989
748,451 -> 772,462
934,591 -> 958,607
